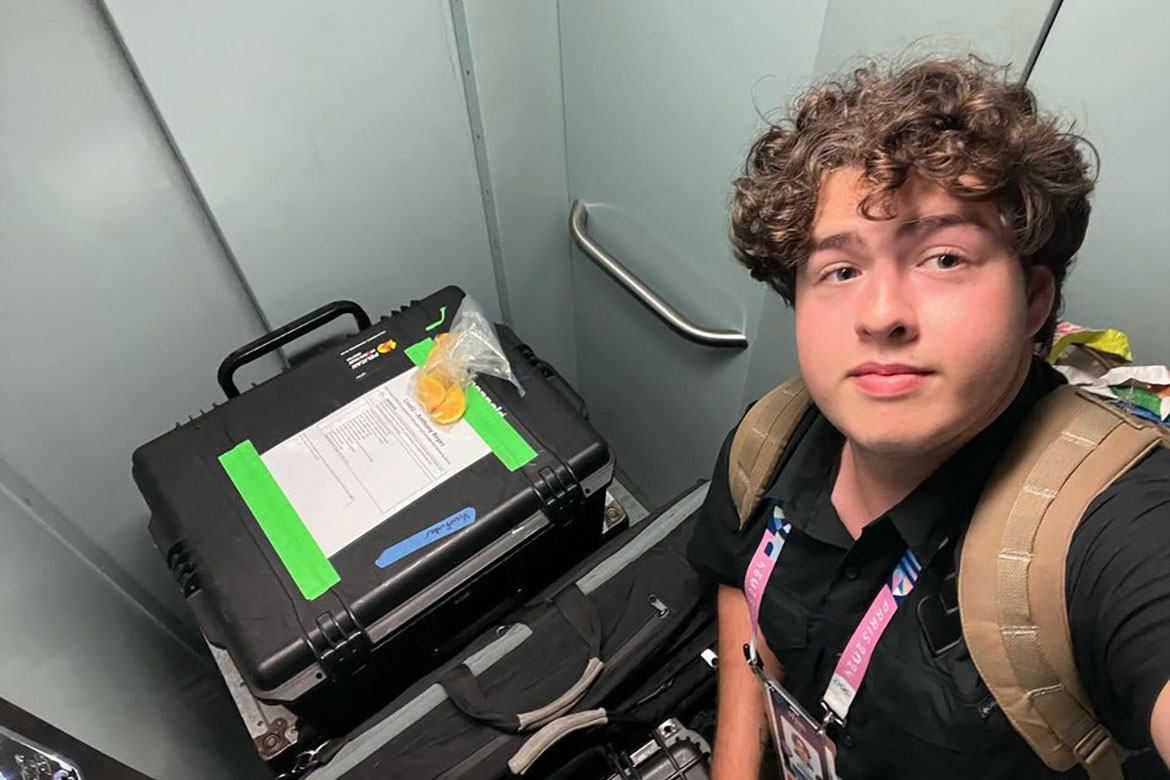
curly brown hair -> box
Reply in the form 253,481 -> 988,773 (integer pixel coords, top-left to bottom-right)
730,56 -> 1095,349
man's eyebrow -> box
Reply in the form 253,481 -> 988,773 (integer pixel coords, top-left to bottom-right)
895,212 -> 996,240
808,212 -> 997,255
810,231 -> 863,253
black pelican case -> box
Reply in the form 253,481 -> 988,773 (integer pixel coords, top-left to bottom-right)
132,286 -> 614,735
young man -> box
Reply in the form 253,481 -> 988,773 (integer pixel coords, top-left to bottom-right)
688,57 -> 1170,778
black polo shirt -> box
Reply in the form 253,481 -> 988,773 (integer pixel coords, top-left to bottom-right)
688,360 -> 1170,779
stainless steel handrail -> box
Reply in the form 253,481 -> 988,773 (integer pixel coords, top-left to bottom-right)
569,200 -> 749,349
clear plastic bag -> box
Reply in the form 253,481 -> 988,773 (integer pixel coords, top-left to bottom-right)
413,297 -> 524,425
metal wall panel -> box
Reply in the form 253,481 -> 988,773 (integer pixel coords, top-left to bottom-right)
1029,0 -> 1170,365
458,0 -> 579,383
559,0 -> 827,503
102,0 -> 503,328
0,0 -> 279,627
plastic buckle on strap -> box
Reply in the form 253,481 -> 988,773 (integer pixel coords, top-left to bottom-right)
1074,724 -> 1114,768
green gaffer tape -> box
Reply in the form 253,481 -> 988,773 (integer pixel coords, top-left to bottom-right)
406,337 -> 537,471
219,440 -> 340,600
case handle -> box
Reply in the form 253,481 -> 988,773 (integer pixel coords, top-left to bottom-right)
218,300 -> 371,398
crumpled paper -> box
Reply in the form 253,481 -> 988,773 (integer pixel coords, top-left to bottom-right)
1049,322 -> 1169,423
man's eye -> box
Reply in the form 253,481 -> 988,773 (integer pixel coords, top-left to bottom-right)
821,266 -> 858,282
927,253 -> 966,270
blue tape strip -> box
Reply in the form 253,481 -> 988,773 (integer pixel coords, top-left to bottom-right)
375,507 -> 477,568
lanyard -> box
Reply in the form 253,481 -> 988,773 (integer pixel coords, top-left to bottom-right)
742,500 -> 922,727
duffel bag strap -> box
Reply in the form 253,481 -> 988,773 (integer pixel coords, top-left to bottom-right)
438,585 -> 604,732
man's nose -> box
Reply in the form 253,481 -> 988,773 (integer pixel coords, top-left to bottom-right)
855,270 -> 919,343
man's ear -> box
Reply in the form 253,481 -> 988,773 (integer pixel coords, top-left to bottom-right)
1024,264 -> 1056,340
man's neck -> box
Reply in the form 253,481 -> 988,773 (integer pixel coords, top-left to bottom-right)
831,441 -> 957,540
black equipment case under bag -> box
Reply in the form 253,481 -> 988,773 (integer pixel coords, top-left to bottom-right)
295,481 -> 718,780
132,287 -> 615,734
537,718 -> 712,780
598,719 -> 711,780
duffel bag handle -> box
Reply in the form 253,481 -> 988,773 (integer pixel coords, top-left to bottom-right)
508,708 -> 610,775
217,300 -> 372,398
438,586 -> 603,733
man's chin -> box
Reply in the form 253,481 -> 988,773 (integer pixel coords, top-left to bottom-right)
846,428 -> 948,459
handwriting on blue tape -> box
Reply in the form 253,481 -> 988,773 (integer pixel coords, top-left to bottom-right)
375,507 -> 477,568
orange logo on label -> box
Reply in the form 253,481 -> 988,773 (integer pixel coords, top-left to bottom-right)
376,339 -> 398,354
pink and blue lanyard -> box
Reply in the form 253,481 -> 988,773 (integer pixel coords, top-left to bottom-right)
744,500 -> 922,728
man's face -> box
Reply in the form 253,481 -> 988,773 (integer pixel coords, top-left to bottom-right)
794,167 -> 1053,459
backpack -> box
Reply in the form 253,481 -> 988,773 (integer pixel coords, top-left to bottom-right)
728,377 -> 1169,780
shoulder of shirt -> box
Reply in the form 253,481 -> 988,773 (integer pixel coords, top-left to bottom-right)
1067,444 -> 1170,567
1086,443 -> 1170,512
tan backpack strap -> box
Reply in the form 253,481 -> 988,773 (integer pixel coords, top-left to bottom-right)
728,377 -> 811,527
960,386 -> 1168,778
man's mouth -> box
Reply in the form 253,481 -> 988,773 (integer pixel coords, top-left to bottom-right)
847,363 -> 934,396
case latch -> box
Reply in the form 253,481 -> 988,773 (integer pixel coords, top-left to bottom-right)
166,540 -> 202,596
309,609 -> 371,677
526,462 -> 583,524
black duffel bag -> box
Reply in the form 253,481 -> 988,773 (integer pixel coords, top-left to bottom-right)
299,482 -> 717,780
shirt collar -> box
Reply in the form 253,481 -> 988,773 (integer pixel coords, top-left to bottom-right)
768,359 -> 1066,556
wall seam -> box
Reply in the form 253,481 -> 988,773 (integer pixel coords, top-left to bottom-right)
448,0 -> 514,325
92,0 -> 281,350
554,0 -> 583,384
1022,0 -> 1064,83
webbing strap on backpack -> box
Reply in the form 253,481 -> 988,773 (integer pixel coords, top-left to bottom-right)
728,377 -> 811,526
960,386 -> 1168,779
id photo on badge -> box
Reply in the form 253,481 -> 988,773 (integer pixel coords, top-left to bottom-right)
764,682 -> 837,780
780,719 -> 825,780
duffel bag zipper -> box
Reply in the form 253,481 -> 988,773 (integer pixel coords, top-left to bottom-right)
600,594 -> 672,678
